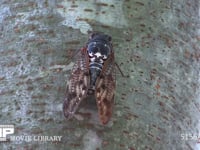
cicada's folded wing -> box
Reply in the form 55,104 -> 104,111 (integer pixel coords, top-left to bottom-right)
95,52 -> 116,124
63,48 -> 90,119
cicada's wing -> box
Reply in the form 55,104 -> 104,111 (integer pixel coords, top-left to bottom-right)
63,48 -> 90,120
95,52 -> 116,124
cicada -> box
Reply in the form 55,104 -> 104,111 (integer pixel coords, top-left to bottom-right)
63,32 -> 115,124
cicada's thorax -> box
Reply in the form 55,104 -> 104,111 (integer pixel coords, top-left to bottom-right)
86,34 -> 112,94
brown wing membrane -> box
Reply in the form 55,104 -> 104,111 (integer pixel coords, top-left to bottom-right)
95,52 -> 115,124
63,48 -> 90,119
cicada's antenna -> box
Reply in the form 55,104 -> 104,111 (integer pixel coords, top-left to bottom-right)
115,62 -> 125,77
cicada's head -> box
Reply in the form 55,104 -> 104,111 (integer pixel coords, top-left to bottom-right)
87,33 -> 112,64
